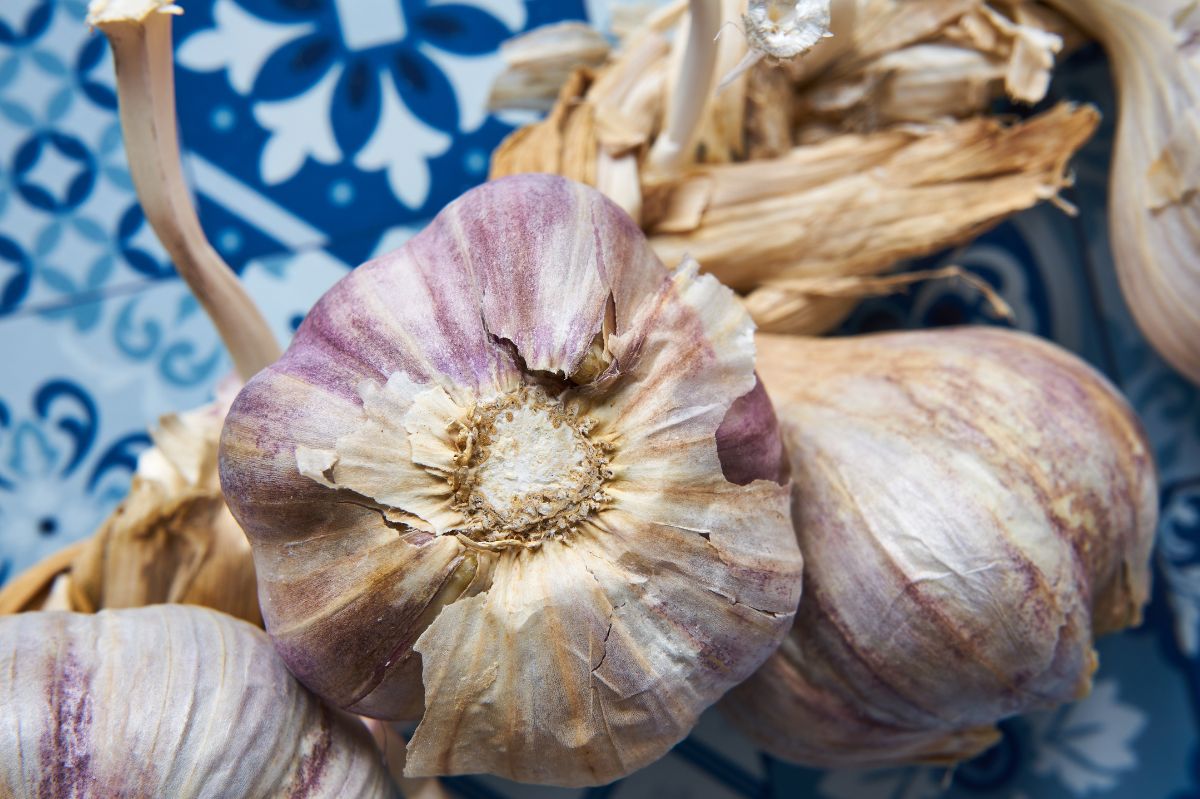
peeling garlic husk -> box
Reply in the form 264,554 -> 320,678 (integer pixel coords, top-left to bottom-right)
723,327 -> 1157,767
0,605 -> 393,797
218,174 -> 804,787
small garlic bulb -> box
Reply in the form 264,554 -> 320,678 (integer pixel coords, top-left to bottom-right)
0,605 -> 393,797
723,327 -> 1157,767
219,174 -> 803,786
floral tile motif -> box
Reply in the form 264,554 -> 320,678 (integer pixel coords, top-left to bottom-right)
1,4 -> 1199,799
0,371 -> 149,584
171,0 -> 588,267
0,0 -> 162,317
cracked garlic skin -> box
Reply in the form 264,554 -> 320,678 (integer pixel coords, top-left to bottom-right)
724,328 -> 1157,768
0,605 -> 392,798
219,174 -> 803,787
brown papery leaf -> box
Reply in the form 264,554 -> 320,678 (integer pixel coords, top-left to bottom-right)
489,1 -> 1093,334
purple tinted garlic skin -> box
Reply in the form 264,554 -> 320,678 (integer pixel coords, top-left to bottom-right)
219,174 -> 803,787
0,605 -> 392,798
724,328 -> 1157,768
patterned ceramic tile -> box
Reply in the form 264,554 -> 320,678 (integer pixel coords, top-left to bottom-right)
1,4 -> 1198,799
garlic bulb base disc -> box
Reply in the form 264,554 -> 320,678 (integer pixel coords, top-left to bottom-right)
449,385 -> 613,547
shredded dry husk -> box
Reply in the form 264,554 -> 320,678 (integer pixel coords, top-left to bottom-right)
489,0 -> 1093,334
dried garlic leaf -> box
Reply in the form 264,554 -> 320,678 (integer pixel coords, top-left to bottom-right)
647,104 -> 1096,324
488,22 -> 611,113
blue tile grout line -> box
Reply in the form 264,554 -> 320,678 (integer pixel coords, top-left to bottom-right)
0,276 -> 159,321
672,737 -> 767,798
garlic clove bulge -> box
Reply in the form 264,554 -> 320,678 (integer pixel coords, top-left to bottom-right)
1041,0 -> 1200,385
0,605 -> 393,797
219,174 -> 803,786
724,327 -> 1157,768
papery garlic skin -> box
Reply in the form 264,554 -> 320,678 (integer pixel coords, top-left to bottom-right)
219,174 -> 802,786
1042,0 -> 1200,384
724,328 -> 1156,767
0,605 -> 392,798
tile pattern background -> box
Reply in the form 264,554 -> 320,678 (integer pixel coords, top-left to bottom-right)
1,2 -> 1197,797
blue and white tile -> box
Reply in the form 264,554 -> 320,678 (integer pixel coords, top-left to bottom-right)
170,0 -> 589,266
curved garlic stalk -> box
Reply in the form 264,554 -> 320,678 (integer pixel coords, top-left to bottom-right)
646,0 -> 722,172
723,327 -> 1157,767
88,0 -> 280,380
0,605 -> 393,797
1041,0 -> 1200,384
219,174 -> 804,786
0,0 -> 281,622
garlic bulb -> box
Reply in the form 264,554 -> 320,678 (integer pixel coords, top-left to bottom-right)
1041,0 -> 1200,385
723,327 -> 1157,767
219,174 -> 803,786
0,605 -> 392,797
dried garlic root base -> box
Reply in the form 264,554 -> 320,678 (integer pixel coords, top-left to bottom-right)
0,606 -> 394,797
724,328 -> 1157,767
220,175 -> 804,787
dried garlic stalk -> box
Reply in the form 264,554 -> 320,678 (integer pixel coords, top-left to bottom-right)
219,174 -> 804,786
88,0 -> 279,381
1042,0 -> 1200,384
489,0 -> 1092,334
0,606 -> 393,797
725,327 -> 1157,767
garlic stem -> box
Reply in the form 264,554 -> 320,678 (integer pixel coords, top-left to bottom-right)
646,0 -> 721,172
89,0 -> 280,381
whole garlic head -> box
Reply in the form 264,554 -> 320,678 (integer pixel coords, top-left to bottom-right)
219,174 -> 803,786
0,605 -> 392,797
724,327 -> 1157,767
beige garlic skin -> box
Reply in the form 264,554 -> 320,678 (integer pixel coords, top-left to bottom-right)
219,174 -> 802,786
724,327 -> 1157,767
0,605 -> 393,797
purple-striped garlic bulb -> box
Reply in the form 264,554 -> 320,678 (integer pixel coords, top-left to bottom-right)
218,174 -> 803,787
0,605 -> 393,797
723,327 -> 1157,768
